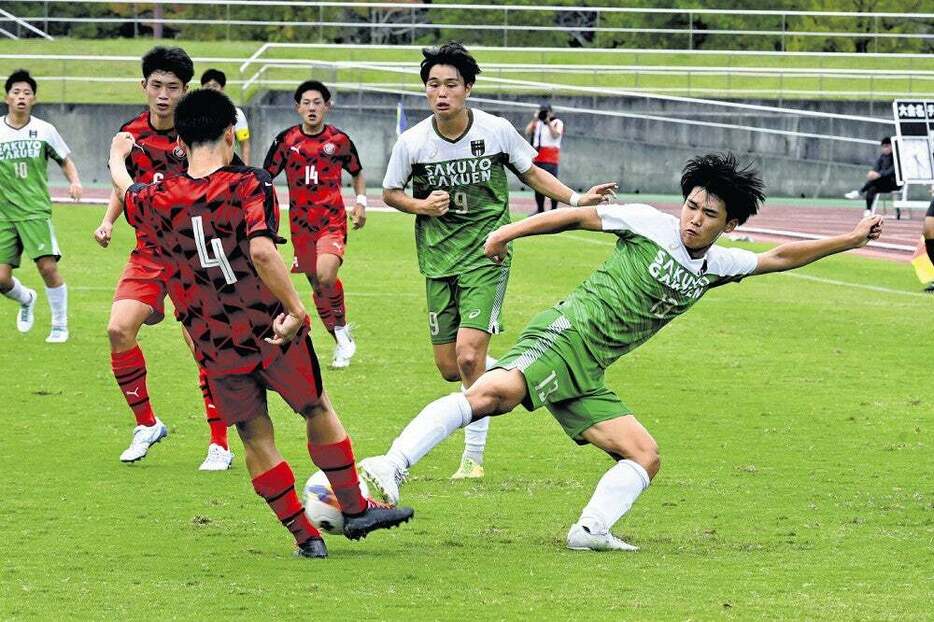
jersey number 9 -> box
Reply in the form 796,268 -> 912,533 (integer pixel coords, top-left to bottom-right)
453,191 -> 469,214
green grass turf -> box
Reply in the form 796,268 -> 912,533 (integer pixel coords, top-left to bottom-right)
2,38 -> 933,104
0,205 -> 931,620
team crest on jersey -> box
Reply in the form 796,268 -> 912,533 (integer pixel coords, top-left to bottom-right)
322,142 -> 337,155
172,145 -> 186,160
28,130 -> 37,138
470,139 -> 485,157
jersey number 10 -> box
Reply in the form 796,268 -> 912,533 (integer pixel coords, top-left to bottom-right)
192,216 -> 238,285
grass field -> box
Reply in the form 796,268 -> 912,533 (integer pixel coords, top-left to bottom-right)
2,38 -> 933,104
1,205 -> 931,620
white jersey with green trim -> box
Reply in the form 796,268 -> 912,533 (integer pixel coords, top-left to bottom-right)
0,115 -> 70,221
383,107 -> 537,278
556,203 -> 759,370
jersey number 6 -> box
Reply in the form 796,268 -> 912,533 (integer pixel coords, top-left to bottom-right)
192,216 -> 238,285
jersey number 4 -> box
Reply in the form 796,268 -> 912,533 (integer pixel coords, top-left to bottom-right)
192,216 -> 237,285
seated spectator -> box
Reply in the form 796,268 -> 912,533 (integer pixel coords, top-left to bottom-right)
845,136 -> 900,217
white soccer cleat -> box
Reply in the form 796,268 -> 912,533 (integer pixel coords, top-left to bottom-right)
358,456 -> 406,506
45,326 -> 69,343
566,523 -> 639,552
119,418 -> 168,463
16,289 -> 37,333
331,345 -> 352,369
844,190 -> 861,200
331,325 -> 357,368
199,443 -> 234,471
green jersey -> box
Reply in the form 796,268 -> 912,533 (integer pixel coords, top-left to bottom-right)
0,115 -> 70,221
383,108 -> 537,278
556,204 -> 759,370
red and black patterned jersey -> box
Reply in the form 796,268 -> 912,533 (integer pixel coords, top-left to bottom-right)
263,124 -> 362,231
119,110 -> 189,257
124,166 -> 301,376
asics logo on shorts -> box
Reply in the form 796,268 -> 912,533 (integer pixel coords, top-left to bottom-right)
468,309 -> 481,319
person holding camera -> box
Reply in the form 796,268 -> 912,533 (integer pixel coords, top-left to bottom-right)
525,104 -> 564,213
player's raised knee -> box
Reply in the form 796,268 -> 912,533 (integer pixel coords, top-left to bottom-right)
454,347 -> 483,378
106,319 -> 136,349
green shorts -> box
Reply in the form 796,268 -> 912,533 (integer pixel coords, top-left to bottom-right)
498,307 -> 632,444
425,263 -> 510,345
0,218 -> 61,267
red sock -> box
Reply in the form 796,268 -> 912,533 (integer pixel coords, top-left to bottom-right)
199,367 -> 228,450
312,288 -> 336,334
308,437 -> 366,515
111,345 -> 157,427
251,461 -> 321,545
327,279 -> 346,328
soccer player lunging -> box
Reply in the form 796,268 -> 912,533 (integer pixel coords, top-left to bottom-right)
108,88 -> 413,558
264,80 -> 366,368
382,42 -> 616,479
94,47 -> 233,470
1,69 -> 82,342
362,153 -> 883,551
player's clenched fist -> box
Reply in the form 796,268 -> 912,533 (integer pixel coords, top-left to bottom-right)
850,214 -> 884,248
110,131 -> 136,158
484,229 -> 509,265
420,190 -> 450,216
94,221 -> 113,247
265,312 -> 305,345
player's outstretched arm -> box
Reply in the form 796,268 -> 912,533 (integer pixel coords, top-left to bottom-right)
484,207 -> 603,264
518,165 -> 617,207
753,215 -> 883,275
249,236 -> 307,344
382,188 -> 449,217
93,191 -> 123,248
60,157 -> 83,201
350,171 -> 367,230
108,132 -> 135,198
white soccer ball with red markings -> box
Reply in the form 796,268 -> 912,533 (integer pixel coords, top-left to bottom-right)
303,469 -> 369,534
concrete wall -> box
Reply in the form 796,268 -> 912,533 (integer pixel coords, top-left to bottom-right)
9,94 -> 910,199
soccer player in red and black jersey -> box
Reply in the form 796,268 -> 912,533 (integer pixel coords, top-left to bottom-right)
93,47 -> 233,471
264,80 -> 366,369
108,88 -> 414,557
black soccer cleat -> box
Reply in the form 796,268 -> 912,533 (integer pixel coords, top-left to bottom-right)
295,537 -> 328,559
342,499 -> 414,541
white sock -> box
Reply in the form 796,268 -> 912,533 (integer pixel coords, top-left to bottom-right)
3,277 -> 33,304
46,284 -> 67,328
386,392 -> 473,472
460,355 -> 498,463
334,324 -> 351,347
578,459 -> 651,534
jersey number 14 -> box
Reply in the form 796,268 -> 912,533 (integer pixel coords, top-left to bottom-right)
192,216 -> 237,285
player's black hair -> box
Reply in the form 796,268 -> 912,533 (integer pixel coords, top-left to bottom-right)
294,80 -> 331,103
142,46 -> 194,84
200,68 -> 226,87
880,136 -> 892,145
420,42 -> 481,86
5,69 -> 37,94
175,89 -> 237,148
680,153 -> 765,226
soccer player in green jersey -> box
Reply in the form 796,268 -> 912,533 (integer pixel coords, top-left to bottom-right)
0,69 -> 82,342
382,42 -> 616,479
361,153 -> 884,551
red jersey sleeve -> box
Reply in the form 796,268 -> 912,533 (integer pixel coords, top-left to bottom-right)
339,133 -> 363,176
123,182 -> 150,229
241,169 -> 286,243
263,128 -> 291,179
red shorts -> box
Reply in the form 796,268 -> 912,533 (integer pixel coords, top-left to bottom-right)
290,229 -> 347,274
113,251 -> 169,325
206,335 -> 324,426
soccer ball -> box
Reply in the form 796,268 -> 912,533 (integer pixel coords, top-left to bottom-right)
302,469 -> 370,535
